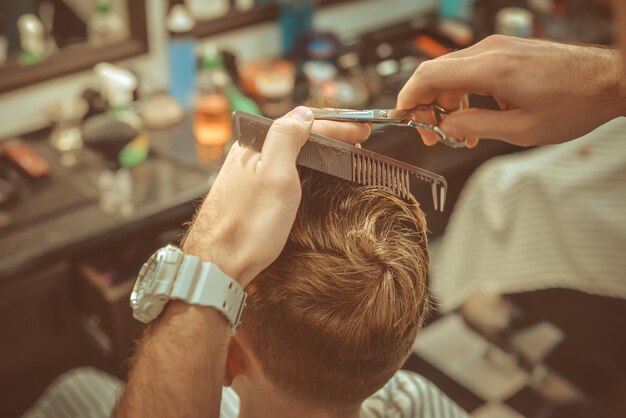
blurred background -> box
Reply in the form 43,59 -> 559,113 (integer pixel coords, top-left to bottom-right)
0,1 -> 622,417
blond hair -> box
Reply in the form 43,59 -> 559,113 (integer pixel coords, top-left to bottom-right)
239,168 -> 430,406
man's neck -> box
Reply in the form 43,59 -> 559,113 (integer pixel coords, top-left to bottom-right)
233,381 -> 361,418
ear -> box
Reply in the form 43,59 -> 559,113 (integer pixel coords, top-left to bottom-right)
224,335 -> 245,387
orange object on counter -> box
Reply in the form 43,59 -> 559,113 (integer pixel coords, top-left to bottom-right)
0,139 -> 50,178
193,94 -> 232,147
414,35 -> 450,58
239,59 -> 296,97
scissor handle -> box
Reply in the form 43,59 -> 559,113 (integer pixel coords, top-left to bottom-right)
410,104 -> 467,149
408,120 -> 467,149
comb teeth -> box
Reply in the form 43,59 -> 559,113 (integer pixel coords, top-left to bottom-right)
352,154 -> 411,199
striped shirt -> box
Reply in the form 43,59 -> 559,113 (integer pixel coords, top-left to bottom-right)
361,370 -> 469,418
431,117 -> 626,311
22,368 -> 468,418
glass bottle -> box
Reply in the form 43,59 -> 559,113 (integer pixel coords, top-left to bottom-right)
194,45 -> 232,150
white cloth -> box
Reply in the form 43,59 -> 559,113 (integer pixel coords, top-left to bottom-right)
22,367 -> 121,418
22,368 -> 468,418
431,118 -> 626,311
360,370 -> 469,418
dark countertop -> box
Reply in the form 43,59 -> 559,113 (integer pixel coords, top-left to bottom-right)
0,101 -> 523,281
0,115 -> 219,280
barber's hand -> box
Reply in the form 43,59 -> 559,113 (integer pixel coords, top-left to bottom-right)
182,107 -> 369,287
398,35 -> 626,147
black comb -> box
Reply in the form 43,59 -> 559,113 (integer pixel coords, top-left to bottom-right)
233,111 -> 448,211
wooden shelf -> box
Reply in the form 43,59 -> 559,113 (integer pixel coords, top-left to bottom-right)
192,0 -> 365,38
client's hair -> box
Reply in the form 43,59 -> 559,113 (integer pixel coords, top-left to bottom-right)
239,168 -> 430,407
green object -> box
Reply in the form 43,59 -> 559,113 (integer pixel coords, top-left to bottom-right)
107,97 -> 145,166
19,50 -> 43,65
226,85 -> 261,115
119,133 -> 149,167
97,0 -> 115,13
199,44 -> 260,115
200,49 -> 224,71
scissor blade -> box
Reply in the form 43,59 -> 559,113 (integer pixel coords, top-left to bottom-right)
312,108 -> 409,124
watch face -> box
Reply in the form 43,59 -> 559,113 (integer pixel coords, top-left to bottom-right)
130,248 -> 162,309
130,245 -> 185,323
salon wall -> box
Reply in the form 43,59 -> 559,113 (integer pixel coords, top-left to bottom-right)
0,0 -> 435,138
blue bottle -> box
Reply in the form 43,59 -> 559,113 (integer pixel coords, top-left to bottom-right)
439,0 -> 474,22
278,0 -> 315,56
166,5 -> 197,110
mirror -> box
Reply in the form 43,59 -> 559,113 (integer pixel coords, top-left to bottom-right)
0,0 -> 147,93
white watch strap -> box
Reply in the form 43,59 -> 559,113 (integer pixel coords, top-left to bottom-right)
170,254 -> 247,331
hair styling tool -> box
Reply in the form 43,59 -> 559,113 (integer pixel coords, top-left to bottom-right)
311,106 -> 467,149
233,111 -> 448,212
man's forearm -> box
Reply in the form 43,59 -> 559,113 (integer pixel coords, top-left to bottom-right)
114,301 -> 230,418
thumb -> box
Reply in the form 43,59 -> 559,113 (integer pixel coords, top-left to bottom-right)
262,106 -> 314,167
440,108 -> 529,145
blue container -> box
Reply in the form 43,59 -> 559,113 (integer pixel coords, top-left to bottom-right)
167,5 -> 197,110
279,0 -> 315,56
439,0 -> 474,22
168,39 -> 197,109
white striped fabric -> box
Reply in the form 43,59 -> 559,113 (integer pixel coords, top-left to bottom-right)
21,367 -> 122,418
21,368 -> 468,418
361,370 -> 469,418
431,117 -> 626,311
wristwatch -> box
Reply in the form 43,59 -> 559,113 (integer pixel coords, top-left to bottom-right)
130,245 -> 247,332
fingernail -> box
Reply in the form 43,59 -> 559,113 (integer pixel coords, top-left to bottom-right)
291,106 -> 314,122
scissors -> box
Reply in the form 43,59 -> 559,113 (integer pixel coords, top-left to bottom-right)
312,105 -> 467,149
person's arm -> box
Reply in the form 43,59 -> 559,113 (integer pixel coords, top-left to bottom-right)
113,108 -> 369,418
398,35 -> 626,147
114,301 -> 230,418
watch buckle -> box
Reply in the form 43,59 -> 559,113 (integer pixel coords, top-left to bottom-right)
232,292 -> 247,334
